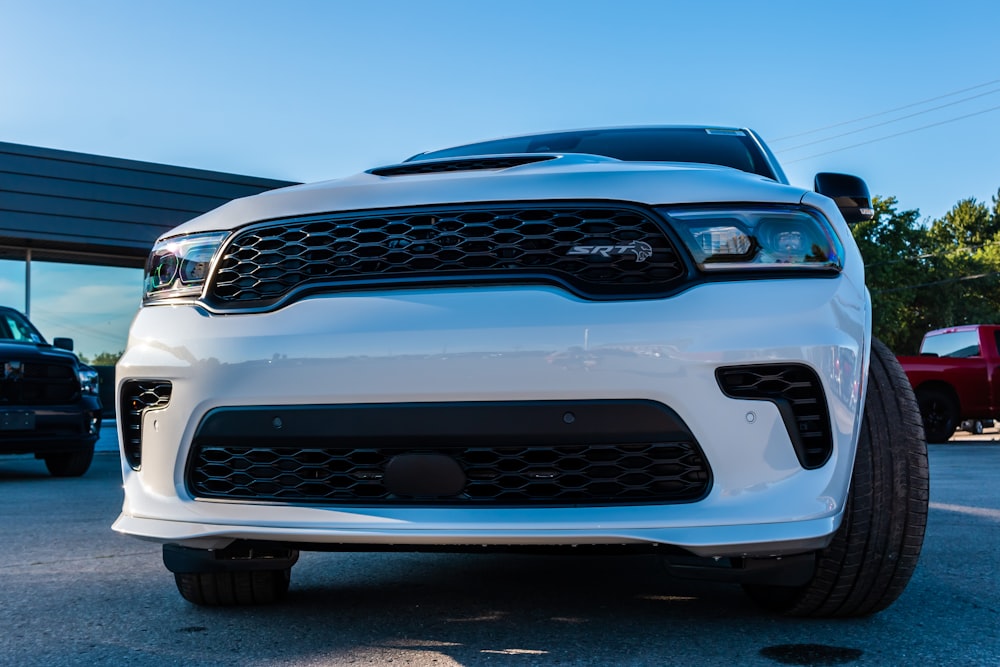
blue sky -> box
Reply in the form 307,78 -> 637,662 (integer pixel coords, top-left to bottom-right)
1,0 -> 998,357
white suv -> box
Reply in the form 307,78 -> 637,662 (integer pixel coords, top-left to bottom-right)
114,126 -> 927,616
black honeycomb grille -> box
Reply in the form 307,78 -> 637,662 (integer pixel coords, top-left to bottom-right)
188,442 -> 710,505
120,380 -> 172,470
716,364 -> 832,469
207,203 -> 686,309
0,360 -> 77,405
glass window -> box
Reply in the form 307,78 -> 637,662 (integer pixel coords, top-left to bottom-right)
0,258 -> 141,362
920,330 -> 981,358
0,259 -> 25,311
410,127 -> 776,179
0,311 -> 43,343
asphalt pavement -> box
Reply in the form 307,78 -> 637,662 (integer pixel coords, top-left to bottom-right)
1,437 -> 998,666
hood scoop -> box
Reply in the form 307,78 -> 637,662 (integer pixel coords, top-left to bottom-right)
368,154 -> 556,177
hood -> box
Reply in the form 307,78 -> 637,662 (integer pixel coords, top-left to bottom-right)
0,340 -> 79,364
164,154 -> 809,237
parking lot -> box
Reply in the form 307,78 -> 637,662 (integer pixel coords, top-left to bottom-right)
1,433 -> 998,666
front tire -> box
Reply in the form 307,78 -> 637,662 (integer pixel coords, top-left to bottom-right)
174,569 -> 291,606
43,444 -> 95,477
744,338 -> 928,617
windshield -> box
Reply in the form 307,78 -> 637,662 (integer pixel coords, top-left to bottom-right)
410,127 -> 778,180
0,310 -> 45,344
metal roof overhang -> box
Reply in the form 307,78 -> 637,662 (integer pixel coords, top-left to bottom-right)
0,141 -> 299,269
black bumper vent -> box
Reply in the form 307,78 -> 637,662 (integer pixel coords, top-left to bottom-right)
716,364 -> 832,469
368,156 -> 555,176
185,400 -> 711,506
120,380 -> 172,470
207,203 -> 686,309
188,442 -> 710,505
0,360 -> 77,405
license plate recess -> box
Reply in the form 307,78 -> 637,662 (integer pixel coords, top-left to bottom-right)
0,411 -> 36,431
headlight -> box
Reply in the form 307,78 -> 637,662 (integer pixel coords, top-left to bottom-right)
661,207 -> 844,272
78,366 -> 99,395
144,232 -> 229,302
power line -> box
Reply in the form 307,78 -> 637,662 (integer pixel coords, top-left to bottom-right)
771,78 -> 1000,142
871,271 -> 1000,294
864,253 -> 935,269
783,104 -> 1000,164
865,238 -> 1000,268
777,87 -> 1000,153
31,311 -> 130,346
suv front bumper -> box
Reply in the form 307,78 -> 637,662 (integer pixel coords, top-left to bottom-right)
114,276 -> 869,558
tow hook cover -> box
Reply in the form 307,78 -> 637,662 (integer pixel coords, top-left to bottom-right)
384,453 -> 467,498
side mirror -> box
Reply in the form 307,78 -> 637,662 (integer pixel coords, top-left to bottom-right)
53,337 -> 74,351
814,172 -> 874,224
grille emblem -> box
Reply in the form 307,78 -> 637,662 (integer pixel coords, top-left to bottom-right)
568,241 -> 653,262
4,361 -> 23,380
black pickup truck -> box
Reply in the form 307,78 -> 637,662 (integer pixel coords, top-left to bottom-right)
0,306 -> 102,476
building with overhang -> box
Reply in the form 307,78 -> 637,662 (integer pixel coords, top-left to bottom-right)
0,140 -> 297,315
1,141 -> 298,411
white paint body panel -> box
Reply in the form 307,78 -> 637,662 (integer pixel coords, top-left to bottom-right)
170,158 -> 805,236
114,155 -> 870,558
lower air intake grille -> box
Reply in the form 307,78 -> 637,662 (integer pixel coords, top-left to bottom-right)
716,364 -> 832,469
206,203 -> 686,309
185,400 -> 711,506
188,442 -> 710,505
120,380 -> 172,470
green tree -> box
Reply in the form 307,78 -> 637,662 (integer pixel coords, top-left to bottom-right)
851,196 -> 929,353
84,350 -> 124,366
921,191 -> 1000,329
852,190 -> 1000,354
927,194 -> 998,248
854,189 -> 1000,354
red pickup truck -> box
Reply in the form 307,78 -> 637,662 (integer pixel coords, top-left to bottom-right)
897,324 -> 1000,442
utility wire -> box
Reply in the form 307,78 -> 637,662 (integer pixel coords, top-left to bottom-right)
871,271 -> 1000,294
777,88 -> 1000,152
783,104 -> 1000,164
865,238 -> 1000,268
31,311 -> 129,346
864,253 -> 935,269
771,78 -> 1000,142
